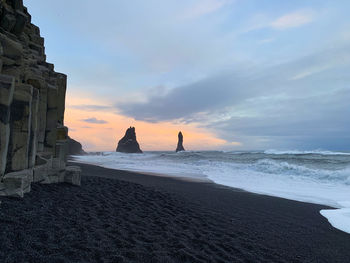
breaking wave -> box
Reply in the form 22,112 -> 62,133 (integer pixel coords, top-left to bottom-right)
74,150 -> 350,234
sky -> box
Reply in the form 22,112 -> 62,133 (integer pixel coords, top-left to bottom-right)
24,0 -> 350,151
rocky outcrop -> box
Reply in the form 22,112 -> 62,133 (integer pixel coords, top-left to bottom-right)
0,1 -> 80,197
116,127 -> 143,153
68,137 -> 85,155
176,131 -> 185,152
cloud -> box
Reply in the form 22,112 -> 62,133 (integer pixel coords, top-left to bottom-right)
270,10 -> 314,30
244,9 -> 315,33
26,0 -> 350,150
181,0 -> 233,20
116,44 -> 350,149
210,88 -> 350,149
117,45 -> 350,121
26,0 -> 238,76
258,38 -> 275,44
69,104 -> 113,112
81,118 -> 108,124
290,64 -> 332,80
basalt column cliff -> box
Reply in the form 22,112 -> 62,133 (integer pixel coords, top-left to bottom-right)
0,0 -> 80,197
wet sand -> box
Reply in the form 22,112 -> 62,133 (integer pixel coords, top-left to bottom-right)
0,162 -> 349,262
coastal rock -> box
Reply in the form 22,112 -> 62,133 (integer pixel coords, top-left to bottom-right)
116,127 -> 143,153
28,87 -> 39,168
0,0 -> 74,197
6,83 -> 33,172
1,169 -> 32,197
64,166 -> 82,186
0,74 -> 14,177
176,131 -> 185,152
68,137 -> 85,155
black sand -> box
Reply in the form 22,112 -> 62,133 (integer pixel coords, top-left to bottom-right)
0,163 -> 349,262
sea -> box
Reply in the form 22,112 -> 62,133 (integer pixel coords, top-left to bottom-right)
74,150 -> 350,234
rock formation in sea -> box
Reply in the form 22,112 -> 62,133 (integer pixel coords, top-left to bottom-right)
0,1 -> 81,197
116,127 -> 143,153
68,137 -> 86,155
176,131 -> 185,152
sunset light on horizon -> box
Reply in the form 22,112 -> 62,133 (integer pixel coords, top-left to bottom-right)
65,93 -> 236,151
25,0 -> 350,151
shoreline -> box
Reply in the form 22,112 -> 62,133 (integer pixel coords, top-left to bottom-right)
70,159 -> 213,183
71,157 -> 350,234
73,160 -> 339,208
1,162 -> 350,262
71,158 -> 340,208
76,163 -> 350,262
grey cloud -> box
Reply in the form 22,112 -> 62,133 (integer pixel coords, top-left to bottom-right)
116,45 -> 350,149
70,104 -> 113,112
208,88 -> 350,150
81,118 -> 108,124
117,45 -> 350,122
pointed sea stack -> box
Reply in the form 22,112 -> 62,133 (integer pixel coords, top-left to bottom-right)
116,127 -> 143,153
176,131 -> 185,152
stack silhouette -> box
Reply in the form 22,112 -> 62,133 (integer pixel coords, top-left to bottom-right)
116,128 -> 186,153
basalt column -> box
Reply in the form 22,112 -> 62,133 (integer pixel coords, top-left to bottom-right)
28,87 -> 39,168
6,84 -> 33,172
0,0 -> 81,197
0,75 -> 14,177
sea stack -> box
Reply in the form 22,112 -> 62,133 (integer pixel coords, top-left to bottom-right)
176,131 -> 185,152
116,127 -> 143,153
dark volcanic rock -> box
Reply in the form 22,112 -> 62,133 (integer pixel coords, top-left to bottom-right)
0,0 -> 81,197
116,127 -> 142,153
68,137 -> 85,156
176,131 -> 185,152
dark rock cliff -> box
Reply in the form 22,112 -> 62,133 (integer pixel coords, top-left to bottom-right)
68,137 -> 85,156
0,0 -> 80,196
176,131 -> 185,152
116,127 -> 143,153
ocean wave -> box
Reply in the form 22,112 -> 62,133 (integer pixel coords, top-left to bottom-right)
248,159 -> 350,184
264,149 -> 350,155
73,150 -> 350,234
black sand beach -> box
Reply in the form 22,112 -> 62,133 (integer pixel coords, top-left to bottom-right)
0,163 -> 350,262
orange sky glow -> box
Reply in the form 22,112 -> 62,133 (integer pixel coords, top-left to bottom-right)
64,93 -> 240,152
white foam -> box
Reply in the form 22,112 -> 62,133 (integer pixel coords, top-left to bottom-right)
72,152 -> 207,179
320,208 -> 350,234
74,151 -> 350,234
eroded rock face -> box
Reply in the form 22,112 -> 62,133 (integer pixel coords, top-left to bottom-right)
0,74 -> 14,177
116,127 -> 143,153
6,83 -> 33,172
0,0 -> 80,196
176,131 -> 185,152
